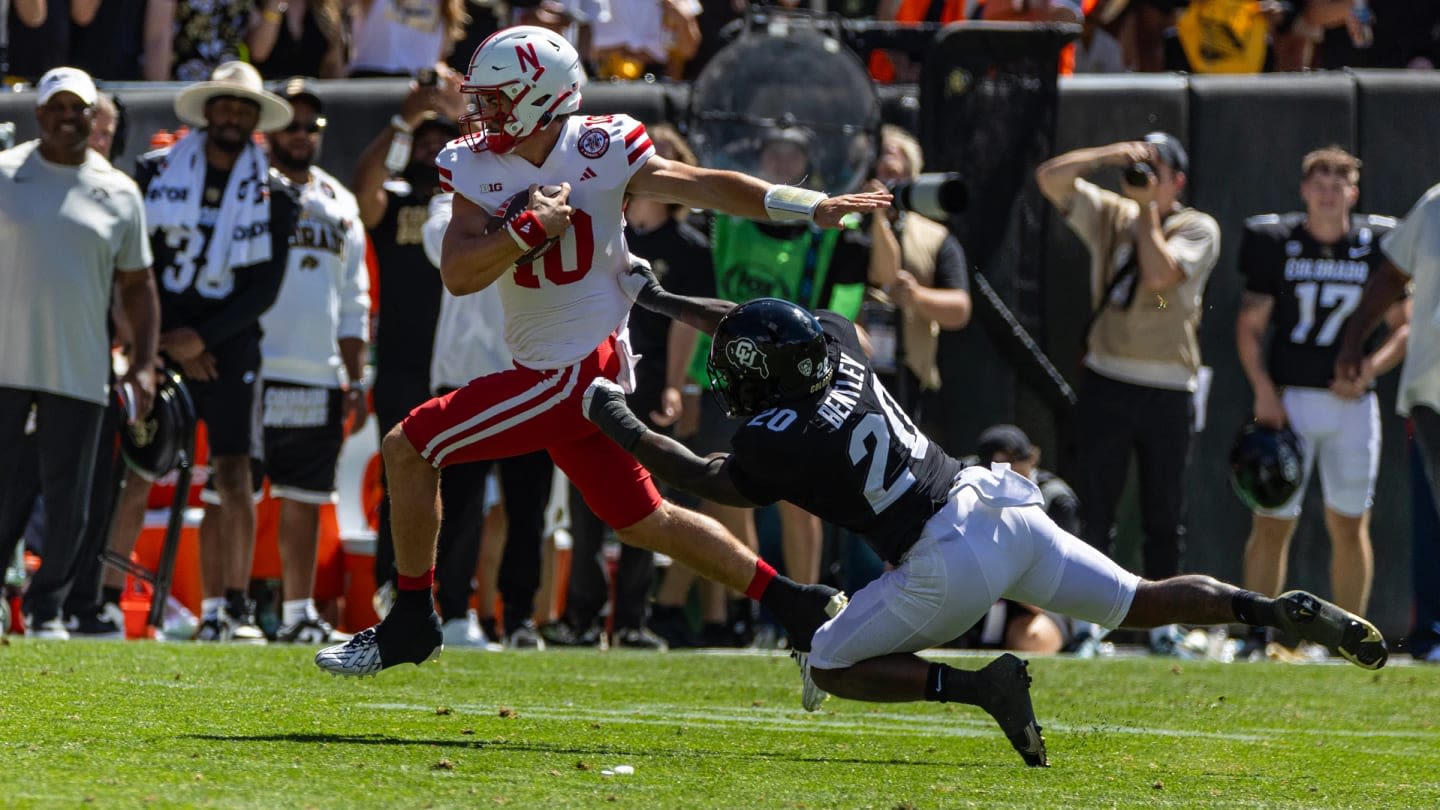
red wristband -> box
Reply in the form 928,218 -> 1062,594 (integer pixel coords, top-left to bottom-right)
506,210 -> 548,250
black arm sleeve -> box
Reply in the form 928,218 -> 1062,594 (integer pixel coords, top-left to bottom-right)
193,182 -> 297,347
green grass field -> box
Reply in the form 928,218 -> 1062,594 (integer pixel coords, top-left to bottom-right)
2,639 -> 1437,809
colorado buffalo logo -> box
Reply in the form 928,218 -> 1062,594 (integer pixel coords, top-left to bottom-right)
725,338 -> 769,378
577,127 -> 610,159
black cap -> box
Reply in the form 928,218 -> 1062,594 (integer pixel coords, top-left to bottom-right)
1143,131 -> 1188,174
278,77 -> 323,113
977,424 -> 1033,464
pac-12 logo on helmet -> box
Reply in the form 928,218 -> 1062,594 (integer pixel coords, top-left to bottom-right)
460,26 -> 586,155
707,298 -> 833,419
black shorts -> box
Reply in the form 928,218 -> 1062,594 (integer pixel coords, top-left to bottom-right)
200,381 -> 344,504
260,382 -> 345,503
179,336 -> 262,458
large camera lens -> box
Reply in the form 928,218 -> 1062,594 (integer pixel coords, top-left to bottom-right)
1123,162 -> 1155,187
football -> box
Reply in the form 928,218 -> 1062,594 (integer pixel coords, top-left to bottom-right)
486,185 -> 565,265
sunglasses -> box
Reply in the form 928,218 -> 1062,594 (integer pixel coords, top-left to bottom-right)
283,118 -> 326,134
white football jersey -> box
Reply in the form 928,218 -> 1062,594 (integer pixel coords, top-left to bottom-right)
436,114 -> 656,369
260,166 -> 370,387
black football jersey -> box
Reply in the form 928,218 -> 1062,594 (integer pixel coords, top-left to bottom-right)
724,312 -> 966,565
136,152 -> 297,338
1240,212 -> 1396,389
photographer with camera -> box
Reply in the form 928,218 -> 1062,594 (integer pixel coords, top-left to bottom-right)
1035,131 -> 1220,656
861,125 -> 972,430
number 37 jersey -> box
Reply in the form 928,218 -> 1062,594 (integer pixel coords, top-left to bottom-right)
724,312 -> 966,565
1240,212 -> 1396,389
436,114 -> 655,370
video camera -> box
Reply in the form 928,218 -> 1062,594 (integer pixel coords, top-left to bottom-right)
887,172 -> 968,220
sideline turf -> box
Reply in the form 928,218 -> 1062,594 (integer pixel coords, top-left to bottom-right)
2,640 -> 1436,808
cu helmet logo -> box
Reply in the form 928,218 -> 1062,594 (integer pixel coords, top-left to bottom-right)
726,338 -> 769,378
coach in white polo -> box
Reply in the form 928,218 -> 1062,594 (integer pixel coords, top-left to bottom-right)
0,66 -> 159,639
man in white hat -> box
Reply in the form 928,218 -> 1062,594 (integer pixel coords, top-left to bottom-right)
105,60 -> 299,643
0,67 -> 159,639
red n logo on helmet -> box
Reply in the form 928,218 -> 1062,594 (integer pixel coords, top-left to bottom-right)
516,43 -> 544,78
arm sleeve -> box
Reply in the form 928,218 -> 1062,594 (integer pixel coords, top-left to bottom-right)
1167,211 -> 1222,281
116,183 -> 154,272
337,215 -> 371,341
1061,178 -> 1108,252
932,234 -> 969,292
193,183 -> 295,347
1238,224 -> 1276,296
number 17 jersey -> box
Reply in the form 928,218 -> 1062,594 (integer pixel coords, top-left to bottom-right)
1240,212 -> 1395,389
724,312 -> 966,565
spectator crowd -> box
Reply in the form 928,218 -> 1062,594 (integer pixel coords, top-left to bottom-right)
2,9 -> 1439,676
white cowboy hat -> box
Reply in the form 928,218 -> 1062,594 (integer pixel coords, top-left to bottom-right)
174,61 -> 293,133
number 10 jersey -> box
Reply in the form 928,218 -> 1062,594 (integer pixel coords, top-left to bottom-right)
436,114 -> 656,370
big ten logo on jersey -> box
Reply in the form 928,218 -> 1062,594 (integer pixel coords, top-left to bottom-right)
514,209 -> 595,289
396,204 -> 428,245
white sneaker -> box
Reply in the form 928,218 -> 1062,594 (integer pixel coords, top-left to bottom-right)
441,609 -> 502,651
372,581 -> 396,620
24,614 -> 70,640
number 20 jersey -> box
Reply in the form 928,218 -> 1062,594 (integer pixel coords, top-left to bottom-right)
724,312 -> 966,565
1240,211 -> 1395,389
435,114 -> 655,370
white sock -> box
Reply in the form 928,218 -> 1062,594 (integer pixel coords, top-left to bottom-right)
282,599 -> 317,627
201,597 -> 225,620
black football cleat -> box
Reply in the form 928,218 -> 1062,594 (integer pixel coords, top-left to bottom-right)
1273,590 -> 1388,670
977,653 -> 1048,767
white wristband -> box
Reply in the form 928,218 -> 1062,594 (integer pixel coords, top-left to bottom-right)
764,185 -> 828,223
389,114 -> 415,135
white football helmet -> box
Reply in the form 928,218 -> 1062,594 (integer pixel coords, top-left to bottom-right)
460,26 -> 585,154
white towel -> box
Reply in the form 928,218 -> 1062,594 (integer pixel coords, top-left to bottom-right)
144,131 -> 273,287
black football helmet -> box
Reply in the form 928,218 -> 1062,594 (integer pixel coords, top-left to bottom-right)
706,298 -> 834,418
120,369 -> 197,479
1229,423 -> 1304,511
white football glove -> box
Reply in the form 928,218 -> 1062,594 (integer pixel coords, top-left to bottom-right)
618,255 -> 660,304
582,377 -> 627,420
582,377 -> 648,451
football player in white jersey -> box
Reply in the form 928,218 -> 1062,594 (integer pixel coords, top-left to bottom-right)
317,25 -> 890,676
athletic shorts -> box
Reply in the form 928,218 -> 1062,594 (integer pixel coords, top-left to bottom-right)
1256,387 -> 1380,519
259,381 -> 345,503
179,335 -> 261,458
201,381 -> 345,504
809,464 -> 1139,671
401,334 -> 661,530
